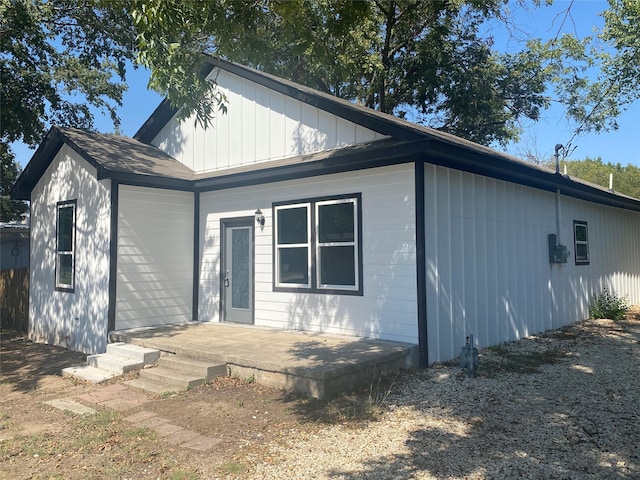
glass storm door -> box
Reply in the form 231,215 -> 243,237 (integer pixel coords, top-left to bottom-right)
222,220 -> 254,324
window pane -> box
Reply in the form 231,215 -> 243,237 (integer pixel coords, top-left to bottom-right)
277,207 -> 308,244
57,206 -> 74,251
58,254 -> 73,286
319,246 -> 355,286
278,247 -> 308,284
575,225 -> 587,242
576,244 -> 589,261
231,228 -> 250,309
318,202 -> 354,243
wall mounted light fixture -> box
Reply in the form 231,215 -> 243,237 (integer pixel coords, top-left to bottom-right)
255,208 -> 265,226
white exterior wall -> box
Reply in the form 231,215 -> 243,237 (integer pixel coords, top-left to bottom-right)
152,69 -> 386,173
199,164 -> 418,344
424,164 -> 640,363
116,186 -> 194,329
29,145 -> 111,354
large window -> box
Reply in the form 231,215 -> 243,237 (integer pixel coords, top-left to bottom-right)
574,220 -> 589,265
56,200 -> 76,291
274,194 -> 362,295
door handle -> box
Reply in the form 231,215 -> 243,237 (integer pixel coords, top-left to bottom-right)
224,270 -> 230,287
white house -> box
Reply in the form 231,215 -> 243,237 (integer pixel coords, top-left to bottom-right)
12,57 -> 640,365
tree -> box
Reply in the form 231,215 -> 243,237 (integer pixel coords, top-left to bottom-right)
533,0 -> 640,154
131,0 -> 562,146
2,0 -> 638,216
0,0 -> 136,220
557,157 -> 640,199
1,144 -> 28,222
129,0 -> 636,149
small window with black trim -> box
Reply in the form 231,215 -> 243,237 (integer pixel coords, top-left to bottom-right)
56,200 -> 76,291
273,193 -> 362,295
573,220 -> 589,265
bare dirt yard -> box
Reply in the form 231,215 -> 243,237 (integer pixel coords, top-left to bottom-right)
1,307 -> 639,479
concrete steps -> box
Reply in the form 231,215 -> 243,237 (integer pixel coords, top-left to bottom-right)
62,343 -> 161,384
124,355 -> 227,395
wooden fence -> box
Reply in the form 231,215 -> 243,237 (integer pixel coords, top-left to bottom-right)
1,268 -> 28,332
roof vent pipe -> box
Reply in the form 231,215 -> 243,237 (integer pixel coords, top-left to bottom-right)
554,144 -> 563,174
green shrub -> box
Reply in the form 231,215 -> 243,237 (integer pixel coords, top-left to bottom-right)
589,288 -> 629,321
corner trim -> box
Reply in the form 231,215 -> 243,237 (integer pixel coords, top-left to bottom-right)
415,160 -> 428,368
192,192 -> 200,320
107,181 -> 119,333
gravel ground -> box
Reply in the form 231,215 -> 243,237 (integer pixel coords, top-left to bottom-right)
251,313 -> 640,480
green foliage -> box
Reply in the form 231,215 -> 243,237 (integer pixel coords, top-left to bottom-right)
590,287 -> 629,321
601,0 -> 640,107
0,0 -> 135,147
2,0 -> 637,183
1,0 -> 137,213
128,0 -> 605,147
558,157 -> 640,199
0,144 -> 27,222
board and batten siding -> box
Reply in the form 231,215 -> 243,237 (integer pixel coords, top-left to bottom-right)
424,164 -> 640,363
152,68 -> 386,174
115,186 -> 194,330
198,164 -> 419,344
29,145 -> 111,354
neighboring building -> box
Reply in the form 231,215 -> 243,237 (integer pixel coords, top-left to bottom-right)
12,57 -> 640,364
0,221 -> 29,270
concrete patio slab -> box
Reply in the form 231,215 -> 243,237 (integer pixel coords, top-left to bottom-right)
111,322 -> 418,398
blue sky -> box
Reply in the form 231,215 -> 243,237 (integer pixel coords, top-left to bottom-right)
11,0 -> 639,169
490,0 -> 640,166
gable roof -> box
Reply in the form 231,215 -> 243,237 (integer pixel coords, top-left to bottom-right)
11,57 -> 640,213
136,55 -> 482,148
12,126 -> 194,199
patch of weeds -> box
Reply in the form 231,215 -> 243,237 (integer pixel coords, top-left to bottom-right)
13,433 -> 52,457
296,373 -> 397,425
35,474 -> 65,480
72,410 -> 120,451
0,411 -> 12,430
219,461 -> 246,476
160,390 -> 178,399
590,287 -> 629,321
121,426 -> 154,440
167,470 -> 199,480
245,375 -> 256,384
487,343 -> 510,356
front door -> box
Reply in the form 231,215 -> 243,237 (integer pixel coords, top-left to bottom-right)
221,218 -> 254,324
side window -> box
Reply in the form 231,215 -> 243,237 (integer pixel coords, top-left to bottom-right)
316,199 -> 357,289
574,220 -> 589,265
273,194 -> 362,295
56,200 -> 76,291
275,203 -> 311,288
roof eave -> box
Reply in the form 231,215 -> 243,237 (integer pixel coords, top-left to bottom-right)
11,127 -> 64,200
423,141 -> 640,213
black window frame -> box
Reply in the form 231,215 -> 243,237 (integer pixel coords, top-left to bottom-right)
573,220 -> 589,265
55,199 -> 77,292
273,193 -> 363,296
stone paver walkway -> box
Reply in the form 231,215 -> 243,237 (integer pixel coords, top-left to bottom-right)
47,383 -> 221,452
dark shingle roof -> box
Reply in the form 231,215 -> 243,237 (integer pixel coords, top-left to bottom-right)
12,127 -> 193,199
11,58 -> 640,213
